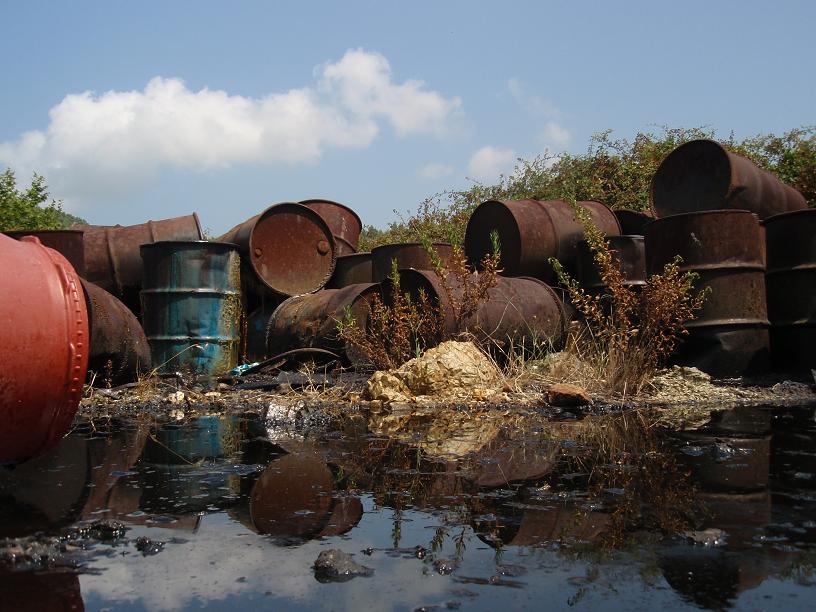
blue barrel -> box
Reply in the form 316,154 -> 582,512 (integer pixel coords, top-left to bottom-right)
140,241 -> 242,375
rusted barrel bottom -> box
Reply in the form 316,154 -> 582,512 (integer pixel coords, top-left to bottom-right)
148,337 -> 239,375
671,325 -> 770,378
245,305 -> 277,362
770,324 -> 816,372
674,432 -> 771,492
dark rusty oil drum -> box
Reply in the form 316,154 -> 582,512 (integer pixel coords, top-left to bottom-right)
4,229 -> 86,277
300,199 -> 362,256
0,234 -> 89,463
326,252 -> 373,288
370,242 -> 454,282
645,210 -> 769,377
219,203 -> 336,298
576,235 -> 646,295
140,241 -> 242,376
650,139 -> 806,220
612,209 -> 654,236
464,199 -> 621,283
763,209 -> 816,372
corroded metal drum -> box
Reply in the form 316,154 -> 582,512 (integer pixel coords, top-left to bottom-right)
0,234 -> 89,463
326,252 -> 373,288
645,210 -> 769,377
383,269 -> 570,352
81,279 -> 151,385
218,203 -> 336,297
764,209 -> 816,371
74,214 -> 203,314
371,242 -> 454,282
300,199 -> 362,256
266,284 -> 379,361
464,199 -> 621,283
650,139 -> 806,220
140,241 -> 242,376
576,235 -> 646,295
613,208 -> 654,236
4,229 -> 86,277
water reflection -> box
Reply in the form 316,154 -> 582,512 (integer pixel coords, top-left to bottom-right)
1,405 -> 815,610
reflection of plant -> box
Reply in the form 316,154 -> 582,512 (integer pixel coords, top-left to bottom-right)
550,198 -> 707,397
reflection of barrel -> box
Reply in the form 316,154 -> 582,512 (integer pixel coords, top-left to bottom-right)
4,229 -> 86,277
74,213 -> 203,313
266,284 -> 379,360
465,199 -> 621,283
645,210 -> 770,377
300,199 -> 362,256
383,270 -> 570,351
764,209 -> 816,371
81,279 -> 151,385
218,203 -> 336,297
474,504 -> 610,547
613,209 -> 654,236
140,241 -> 242,375
650,139 -> 806,220
576,235 -> 646,295
0,234 -> 89,463
327,252 -> 373,288
675,432 -> 770,492
371,242 -> 454,282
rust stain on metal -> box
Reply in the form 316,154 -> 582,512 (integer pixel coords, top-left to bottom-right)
650,139 -> 807,220
370,243 -> 454,282
645,210 -> 769,376
764,209 -> 816,371
0,234 -> 89,463
464,199 -> 621,283
300,198 -> 363,256
219,203 -> 336,297
326,252 -> 373,288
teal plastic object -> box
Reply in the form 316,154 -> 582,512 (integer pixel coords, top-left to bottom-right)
140,241 -> 242,376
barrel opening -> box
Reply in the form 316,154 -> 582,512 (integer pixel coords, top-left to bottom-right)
465,200 -> 521,272
652,140 -> 732,215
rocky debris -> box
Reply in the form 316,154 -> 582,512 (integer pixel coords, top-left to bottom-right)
682,528 -> 727,547
433,558 -> 459,575
313,549 -> 373,582
547,383 -> 592,407
366,341 -> 502,404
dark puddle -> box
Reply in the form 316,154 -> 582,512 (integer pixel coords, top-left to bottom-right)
2,405 -> 816,611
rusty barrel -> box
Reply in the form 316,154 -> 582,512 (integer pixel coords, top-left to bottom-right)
370,242 -> 454,282
645,210 -> 769,376
4,229 -> 86,277
576,235 -> 646,295
764,209 -> 816,371
300,198 -> 362,256
326,252 -> 373,288
245,304 -> 278,362
383,269 -> 570,352
74,213 -> 203,313
650,139 -> 807,220
464,199 -> 621,283
218,202 -> 336,297
81,279 -> 151,385
266,284 -> 379,361
613,208 -> 654,236
0,234 -> 89,463
140,241 -> 242,376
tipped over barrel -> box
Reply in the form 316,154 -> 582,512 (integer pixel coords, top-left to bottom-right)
371,243 -> 454,282
300,199 -> 362,256
0,234 -> 89,463
4,229 -> 86,277
464,199 -> 621,283
219,203 -> 336,297
650,140 -> 806,220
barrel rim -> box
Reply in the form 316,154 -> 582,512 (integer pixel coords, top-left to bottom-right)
762,207 -> 816,225
299,198 -> 363,233
336,251 -> 372,260
646,208 -> 759,225
139,240 -> 240,250
4,228 -> 85,236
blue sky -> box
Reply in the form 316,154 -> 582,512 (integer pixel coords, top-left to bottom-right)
1,1 -> 813,235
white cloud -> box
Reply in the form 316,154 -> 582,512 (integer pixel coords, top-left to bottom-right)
467,145 -> 517,182
506,78 -> 559,117
0,49 -> 461,207
418,163 -> 455,179
540,121 -> 571,150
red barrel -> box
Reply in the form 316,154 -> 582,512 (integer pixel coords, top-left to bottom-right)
464,199 -> 621,283
370,242 -> 454,282
74,213 -> 203,313
300,199 -> 362,256
0,234 -> 89,463
650,140 -> 806,220
219,203 -> 336,297
4,229 -> 86,277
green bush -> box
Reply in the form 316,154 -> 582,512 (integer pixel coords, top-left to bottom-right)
0,168 -> 68,231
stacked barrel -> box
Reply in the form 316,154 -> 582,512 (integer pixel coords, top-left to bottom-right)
647,139 -> 807,376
